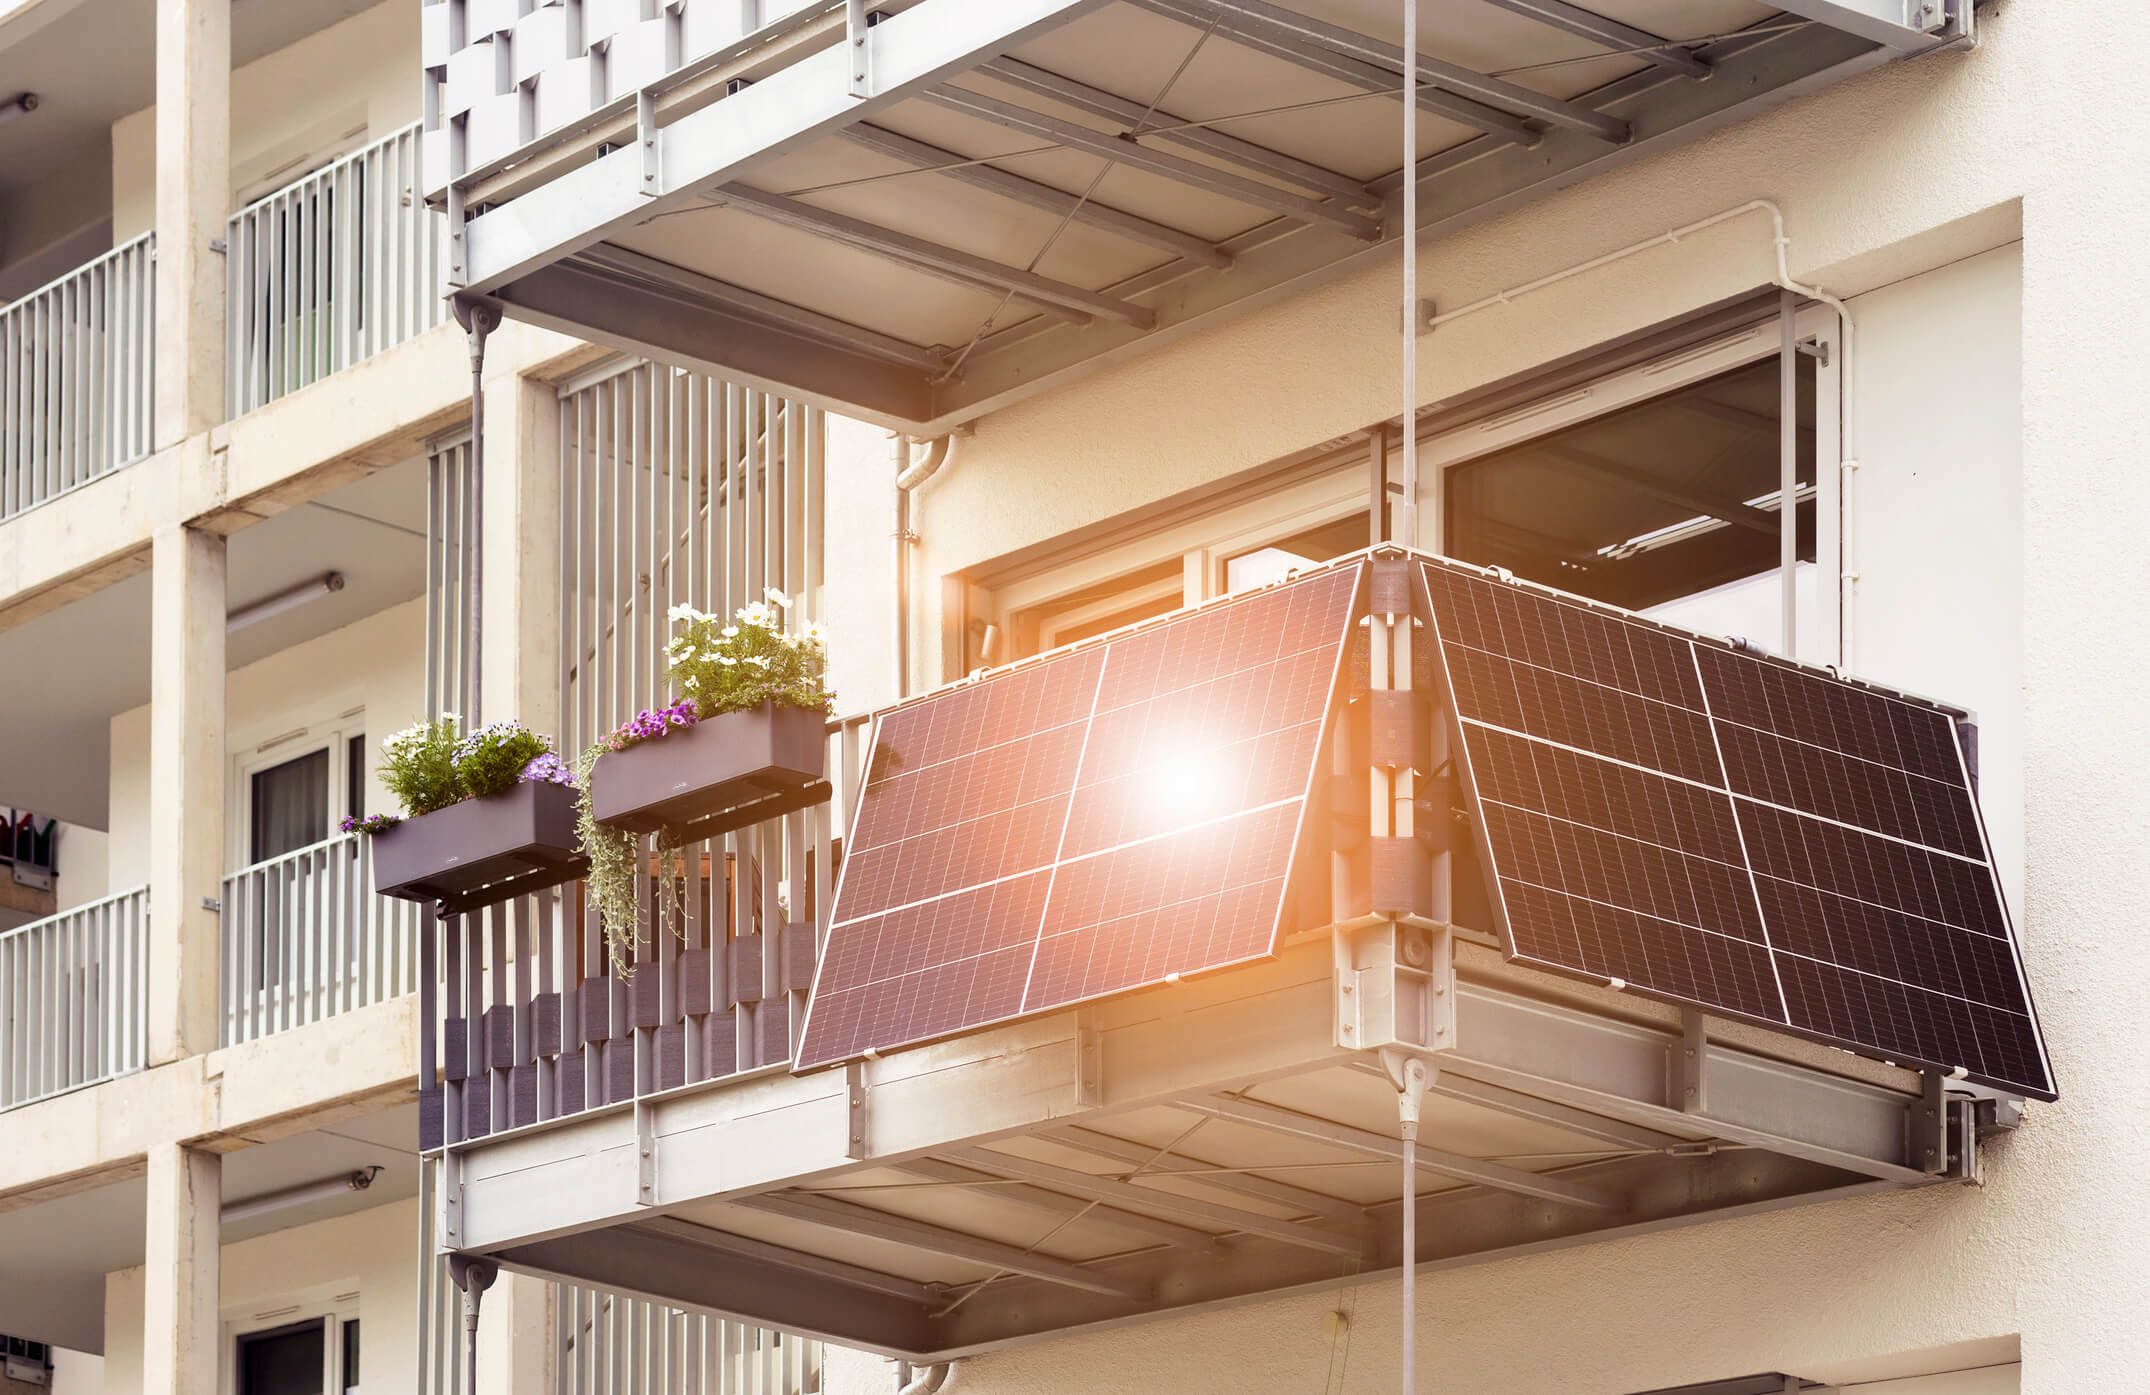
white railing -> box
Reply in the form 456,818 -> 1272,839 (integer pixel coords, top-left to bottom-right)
0,233 -> 157,522
219,832 -> 422,1046
559,1287 -> 821,1395
0,887 -> 150,1112
227,122 -> 445,416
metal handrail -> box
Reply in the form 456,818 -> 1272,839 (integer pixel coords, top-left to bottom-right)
219,831 -> 422,1046
0,885 -> 150,1112
0,232 -> 157,522
226,121 -> 446,416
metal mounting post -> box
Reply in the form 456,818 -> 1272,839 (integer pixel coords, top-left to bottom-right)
1075,1009 -> 1102,1108
1674,1007 -> 1708,1114
1382,1048 -> 1435,1395
448,295 -> 499,725
636,1102 -> 659,1204
448,1253 -> 498,1395
846,1059 -> 870,1159
846,0 -> 872,97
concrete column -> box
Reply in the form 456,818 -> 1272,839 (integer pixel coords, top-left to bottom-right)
148,524 -> 226,1065
142,1143 -> 220,1395
154,0 -> 230,446
480,371 -> 562,735
474,1271 -> 555,1395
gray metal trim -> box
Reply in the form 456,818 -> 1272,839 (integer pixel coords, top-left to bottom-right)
1771,0 -> 1949,51
1482,0 -> 1712,79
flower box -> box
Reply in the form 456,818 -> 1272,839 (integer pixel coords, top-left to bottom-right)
591,702 -> 829,838
372,780 -> 588,915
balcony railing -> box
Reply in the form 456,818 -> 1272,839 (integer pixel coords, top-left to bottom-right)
227,122 -> 445,416
0,233 -> 157,523
0,887 -> 149,1112
557,1286 -> 821,1395
219,833 -> 423,1046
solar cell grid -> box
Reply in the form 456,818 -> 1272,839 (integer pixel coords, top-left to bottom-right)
1419,555 -> 2053,1099
797,563 -> 1363,1070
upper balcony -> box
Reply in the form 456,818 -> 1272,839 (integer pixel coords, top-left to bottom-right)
426,0 -> 1978,432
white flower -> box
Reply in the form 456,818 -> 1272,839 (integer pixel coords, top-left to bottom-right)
668,603 -> 706,623
746,655 -> 771,668
765,588 -> 791,610
717,655 -> 738,666
805,622 -> 826,643
721,625 -> 739,639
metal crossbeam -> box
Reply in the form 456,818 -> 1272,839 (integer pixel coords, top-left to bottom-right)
1482,0 -> 1711,80
712,184 -> 1158,328
1186,1092 -> 1623,1212
1035,1124 -> 1370,1226
575,244 -> 950,372
736,1192 -> 1152,1300
1421,1072 -> 1691,1153
941,1146 -> 1369,1257
924,86 -> 1383,241
888,1158 -> 1227,1253
977,57 -> 1376,207
1127,0 -> 1539,147
839,122 -> 1234,269
1537,443 -> 1779,535
1145,0 -> 1629,142
636,1216 -> 936,1304
1771,0 -> 1950,52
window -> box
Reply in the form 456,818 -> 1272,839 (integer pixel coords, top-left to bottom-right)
959,299 -> 1839,676
226,1302 -> 358,1395
231,713 -> 368,871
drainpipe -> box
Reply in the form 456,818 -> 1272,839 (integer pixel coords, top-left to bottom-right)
891,433 -> 957,699
449,293 -> 500,724
895,1361 -> 957,1395
446,1254 -> 498,1395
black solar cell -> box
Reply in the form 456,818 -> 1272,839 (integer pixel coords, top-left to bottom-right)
1420,556 -> 2053,1099
797,562 -> 1363,1070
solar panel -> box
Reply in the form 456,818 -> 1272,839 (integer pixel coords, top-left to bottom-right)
797,561 -> 1365,1070
1418,556 -> 2054,1099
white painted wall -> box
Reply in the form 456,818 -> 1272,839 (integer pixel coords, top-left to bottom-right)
105,597 -> 426,887
110,0 -> 417,241
101,1198 -> 419,1395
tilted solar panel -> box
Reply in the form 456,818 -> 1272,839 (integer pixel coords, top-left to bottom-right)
1418,556 -> 2055,1099
796,561 -> 1365,1070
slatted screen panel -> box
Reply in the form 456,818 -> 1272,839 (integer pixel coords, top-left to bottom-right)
798,561 -> 1365,1069
1418,556 -> 2054,1099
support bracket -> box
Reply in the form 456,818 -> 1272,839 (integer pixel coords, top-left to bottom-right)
1074,1009 -> 1102,1108
636,1101 -> 659,1204
846,1059 -> 870,1160
1672,1007 -> 1708,1114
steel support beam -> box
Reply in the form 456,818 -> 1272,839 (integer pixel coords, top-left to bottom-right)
735,1191 -> 1152,1300
977,57 -> 1376,207
923,85 -> 1382,240
1186,1092 -> 1624,1212
940,1146 -> 1369,1257
712,184 -> 1156,328
577,243 -> 950,372
1770,0 -> 1952,52
637,1216 -> 939,1304
1034,1124 -> 1370,1226
885,1158 -> 1228,1254
1145,0 -> 1630,141
839,121 -> 1234,269
1482,0 -> 1711,80
1127,0 -> 1540,147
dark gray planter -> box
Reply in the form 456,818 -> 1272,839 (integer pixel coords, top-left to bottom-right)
591,702 -> 829,838
372,780 -> 587,914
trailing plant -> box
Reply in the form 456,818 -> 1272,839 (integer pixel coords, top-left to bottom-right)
577,592 -> 834,972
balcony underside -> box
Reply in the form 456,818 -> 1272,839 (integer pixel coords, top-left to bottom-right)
443,933 -> 1978,1360
453,0 -> 1969,434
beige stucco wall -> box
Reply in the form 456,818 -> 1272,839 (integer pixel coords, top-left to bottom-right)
101,1198 -> 419,1395
110,0 -> 418,242
105,596 -> 426,888
809,3 -> 2147,1392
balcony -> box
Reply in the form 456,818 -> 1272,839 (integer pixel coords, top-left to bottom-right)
0,888 -> 149,1112
427,0 -> 1979,431
0,235 -> 156,524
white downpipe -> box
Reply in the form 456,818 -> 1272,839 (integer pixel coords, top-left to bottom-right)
895,1361 -> 956,1395
1413,198 -> 1859,668
891,433 -> 959,699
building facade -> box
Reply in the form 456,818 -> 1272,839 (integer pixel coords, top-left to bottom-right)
0,2 -> 2142,1394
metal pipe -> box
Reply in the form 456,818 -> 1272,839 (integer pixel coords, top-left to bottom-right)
450,295 -> 499,724
896,1361 -> 956,1395
1779,289 -> 1798,655
891,433 -> 958,698
1398,0 -> 1419,550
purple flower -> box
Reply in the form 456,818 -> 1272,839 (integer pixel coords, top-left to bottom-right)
339,812 -> 400,835
520,752 -> 578,789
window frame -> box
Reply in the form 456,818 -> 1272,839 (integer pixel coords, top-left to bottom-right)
221,1289 -> 360,1395
962,301 -> 1843,672
227,706 -> 369,874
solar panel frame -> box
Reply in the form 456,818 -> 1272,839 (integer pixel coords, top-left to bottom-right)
796,558 -> 1367,1071
1416,553 -> 2055,1100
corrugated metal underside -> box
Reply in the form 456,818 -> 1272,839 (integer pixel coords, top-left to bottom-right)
447,0 -> 1969,432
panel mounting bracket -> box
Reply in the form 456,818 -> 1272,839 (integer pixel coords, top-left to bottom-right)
1074,1009 -> 1103,1108
636,1100 -> 658,1204
846,1059 -> 870,1160
1672,1007 -> 1708,1114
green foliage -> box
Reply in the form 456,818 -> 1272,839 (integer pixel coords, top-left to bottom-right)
665,592 -> 832,718
377,718 -> 465,818
455,720 -> 553,799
